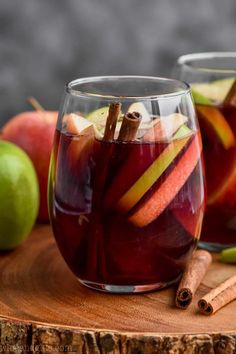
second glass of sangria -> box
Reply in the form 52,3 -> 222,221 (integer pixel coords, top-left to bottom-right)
48,76 -> 205,293
175,52 -> 236,250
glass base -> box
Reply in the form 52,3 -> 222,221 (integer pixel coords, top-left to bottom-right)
198,241 -> 236,252
79,275 -> 181,294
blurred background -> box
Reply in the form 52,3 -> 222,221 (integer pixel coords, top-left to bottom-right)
0,0 -> 235,124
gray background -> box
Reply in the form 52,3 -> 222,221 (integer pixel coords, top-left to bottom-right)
0,0 -> 235,124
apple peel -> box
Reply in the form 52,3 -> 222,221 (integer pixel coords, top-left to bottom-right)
192,78 -> 235,104
66,114 -> 94,135
66,114 -> 96,167
116,132 -> 191,213
143,113 -> 188,142
128,133 -> 202,227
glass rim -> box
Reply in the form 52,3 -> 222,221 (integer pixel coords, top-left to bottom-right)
65,75 -> 191,100
177,52 -> 236,74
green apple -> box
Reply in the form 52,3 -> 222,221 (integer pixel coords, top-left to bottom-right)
0,141 -> 39,249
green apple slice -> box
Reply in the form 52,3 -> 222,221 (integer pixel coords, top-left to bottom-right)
192,78 -> 235,104
86,107 -> 110,130
116,125 -> 192,212
67,113 -> 94,134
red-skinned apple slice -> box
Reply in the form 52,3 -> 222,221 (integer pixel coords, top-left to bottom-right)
66,114 -> 96,168
143,113 -> 187,142
128,133 -> 202,227
116,126 -> 192,213
66,113 -> 94,136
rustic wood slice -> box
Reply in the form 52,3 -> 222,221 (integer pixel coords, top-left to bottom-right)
0,225 -> 236,353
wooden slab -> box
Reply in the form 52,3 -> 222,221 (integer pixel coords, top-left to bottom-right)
0,225 -> 236,353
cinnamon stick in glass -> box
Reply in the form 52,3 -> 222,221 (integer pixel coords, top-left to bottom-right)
198,275 -> 236,315
103,102 -> 121,141
87,102 -> 121,280
175,250 -> 212,309
118,112 -> 141,141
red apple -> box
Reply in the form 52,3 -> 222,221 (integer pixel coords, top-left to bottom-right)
1,110 -> 58,221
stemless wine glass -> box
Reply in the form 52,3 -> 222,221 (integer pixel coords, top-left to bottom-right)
174,53 -> 236,251
48,76 -> 205,293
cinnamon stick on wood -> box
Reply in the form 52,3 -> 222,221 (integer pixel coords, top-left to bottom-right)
175,250 -> 212,309
103,102 -> 121,141
118,112 -> 141,141
198,275 -> 236,315
224,80 -> 236,106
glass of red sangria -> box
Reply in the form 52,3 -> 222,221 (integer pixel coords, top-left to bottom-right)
175,53 -> 236,251
48,76 -> 205,293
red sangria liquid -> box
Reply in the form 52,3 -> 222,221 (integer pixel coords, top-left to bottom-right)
192,79 -> 236,247
49,106 -> 204,292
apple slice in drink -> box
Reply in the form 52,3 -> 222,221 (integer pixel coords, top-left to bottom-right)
67,113 -> 94,135
170,160 -> 205,238
191,78 -> 235,149
103,114 -> 189,209
192,78 -> 235,105
143,113 -> 188,142
116,125 -> 192,213
86,106 -> 123,136
128,132 -> 202,227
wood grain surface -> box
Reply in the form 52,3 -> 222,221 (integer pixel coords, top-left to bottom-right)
0,225 -> 236,353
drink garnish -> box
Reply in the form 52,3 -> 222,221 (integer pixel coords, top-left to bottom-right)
103,102 -> 121,141
127,102 -> 151,123
143,113 -> 188,142
128,132 -> 202,227
196,105 -> 235,149
192,78 -> 235,105
117,112 -> 141,141
116,125 -> 192,213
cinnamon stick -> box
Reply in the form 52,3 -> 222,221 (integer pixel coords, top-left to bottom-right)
224,80 -> 236,106
27,97 -> 44,111
175,250 -> 212,309
88,102 -> 121,280
198,275 -> 236,315
103,102 -> 121,141
118,112 -> 141,141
